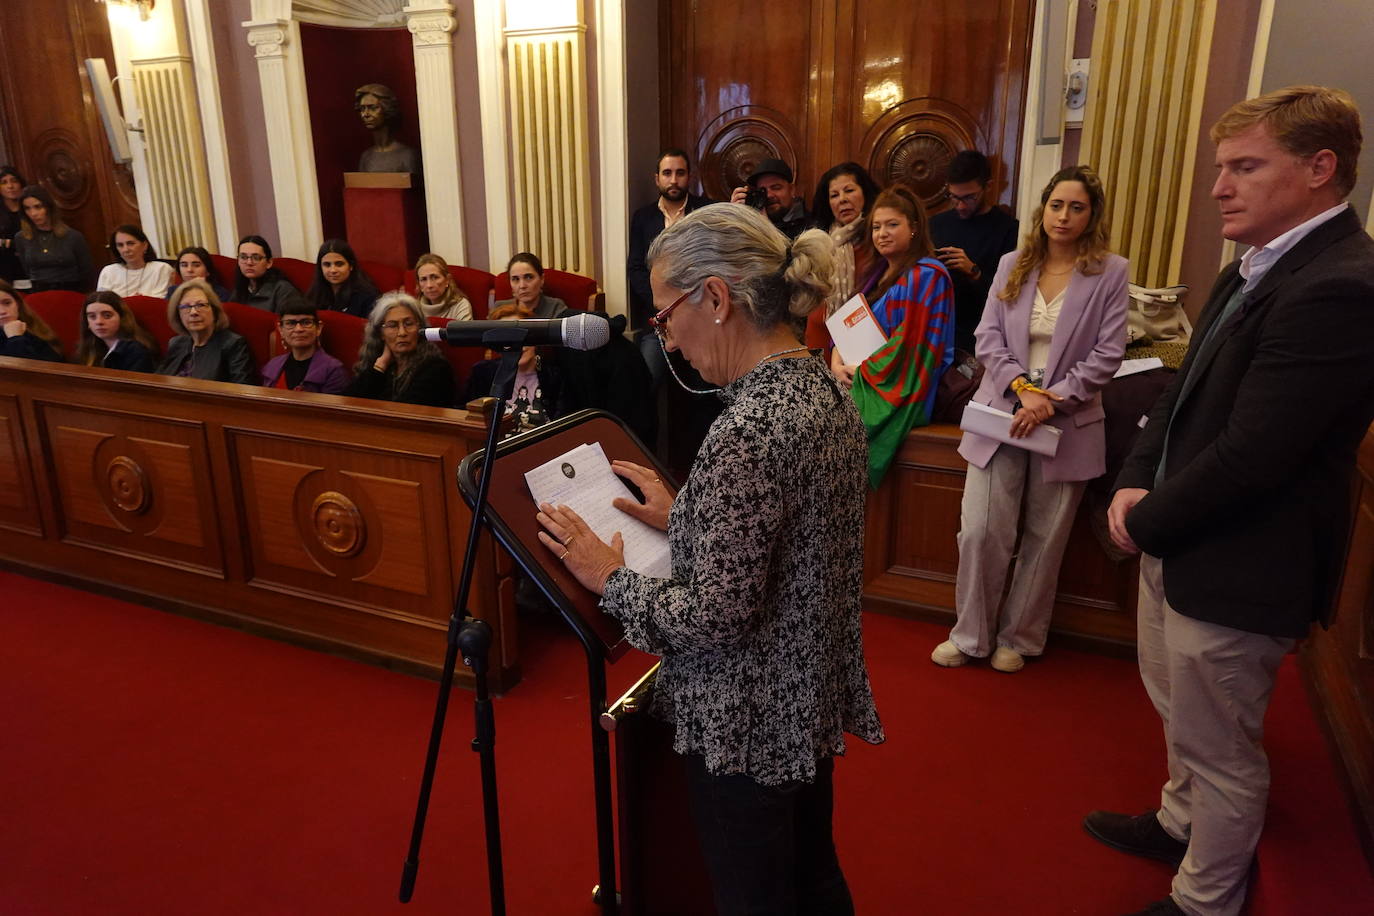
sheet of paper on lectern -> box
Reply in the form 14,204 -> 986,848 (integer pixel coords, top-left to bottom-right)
825,293 -> 888,366
525,442 -> 672,579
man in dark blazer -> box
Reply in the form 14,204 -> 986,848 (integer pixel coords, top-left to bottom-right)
1088,86 -> 1374,916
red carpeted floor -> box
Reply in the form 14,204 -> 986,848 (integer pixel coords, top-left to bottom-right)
2,571 -> 1369,914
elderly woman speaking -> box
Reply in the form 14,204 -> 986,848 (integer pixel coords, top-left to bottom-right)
536,205 -> 883,915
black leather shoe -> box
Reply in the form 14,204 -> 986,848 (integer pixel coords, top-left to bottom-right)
1083,809 -> 1188,867
1123,897 -> 1186,916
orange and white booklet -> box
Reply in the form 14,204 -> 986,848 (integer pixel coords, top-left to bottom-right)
825,294 -> 888,366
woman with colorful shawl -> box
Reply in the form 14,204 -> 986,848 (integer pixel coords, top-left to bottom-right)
833,184 -> 955,485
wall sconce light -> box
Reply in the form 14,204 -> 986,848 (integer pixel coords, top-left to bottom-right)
96,0 -> 156,22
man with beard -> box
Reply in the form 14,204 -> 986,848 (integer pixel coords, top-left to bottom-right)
628,148 -> 714,331
730,158 -> 815,241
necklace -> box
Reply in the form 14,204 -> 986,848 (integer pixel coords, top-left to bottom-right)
1041,264 -> 1074,277
659,342 -> 812,396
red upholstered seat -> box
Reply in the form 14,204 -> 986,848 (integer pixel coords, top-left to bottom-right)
23,290 -> 85,360
492,268 -> 598,311
208,254 -> 239,291
124,295 -> 176,356
272,258 -> 315,296
360,260 -> 404,296
319,311 -> 367,372
402,265 -> 496,319
222,301 -> 281,371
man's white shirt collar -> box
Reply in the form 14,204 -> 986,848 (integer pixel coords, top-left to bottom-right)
1239,202 -> 1348,292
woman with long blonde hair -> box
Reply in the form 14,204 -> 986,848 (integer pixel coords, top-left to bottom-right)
933,164 -> 1129,673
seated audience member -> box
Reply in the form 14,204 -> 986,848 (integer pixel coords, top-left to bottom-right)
413,252 -> 473,321
306,239 -> 379,318
232,235 -> 306,314
808,161 -> 882,347
0,279 -> 63,361
157,278 -> 258,384
933,165 -> 1128,674
505,252 -> 570,319
13,185 -> 93,292
0,166 -> 27,284
77,290 -> 157,372
730,157 -> 815,240
170,246 -> 231,301
930,150 -> 1020,351
835,184 -> 955,485
345,292 -> 454,407
463,302 -> 562,436
261,303 -> 347,393
96,225 -> 175,297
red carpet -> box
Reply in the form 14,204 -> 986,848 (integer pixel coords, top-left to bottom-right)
2,571 -> 1369,914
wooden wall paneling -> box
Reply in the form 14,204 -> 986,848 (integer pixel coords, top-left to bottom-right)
0,394 -> 42,536
0,360 -> 513,690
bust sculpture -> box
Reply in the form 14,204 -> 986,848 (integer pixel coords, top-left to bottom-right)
355,83 -> 421,175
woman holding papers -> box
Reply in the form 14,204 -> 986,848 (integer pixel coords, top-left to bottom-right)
933,165 -> 1129,673
834,183 -> 956,486
804,161 -> 881,350
534,205 -> 883,916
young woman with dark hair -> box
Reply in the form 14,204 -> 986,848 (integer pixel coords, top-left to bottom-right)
77,290 -> 158,372
0,279 -> 64,361
306,239 -> 379,317
169,246 -> 231,301
96,224 -> 175,297
232,235 -> 306,314
506,252 -> 570,320
0,166 -> 28,283
13,185 -> 93,292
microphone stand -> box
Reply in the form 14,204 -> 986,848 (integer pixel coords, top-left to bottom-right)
400,327 -> 530,915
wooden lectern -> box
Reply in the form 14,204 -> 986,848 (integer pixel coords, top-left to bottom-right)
342,172 -> 427,268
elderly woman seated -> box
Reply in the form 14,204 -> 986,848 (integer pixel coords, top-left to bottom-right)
261,302 -> 347,393
156,278 -> 258,384
77,290 -> 157,372
344,291 -> 454,407
0,278 -> 64,361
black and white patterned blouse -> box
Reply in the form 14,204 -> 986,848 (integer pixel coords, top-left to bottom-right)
601,355 -> 885,786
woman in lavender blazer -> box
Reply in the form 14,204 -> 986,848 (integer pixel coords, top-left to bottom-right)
933,165 -> 1129,673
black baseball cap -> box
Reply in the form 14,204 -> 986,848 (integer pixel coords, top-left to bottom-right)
747,158 -> 793,185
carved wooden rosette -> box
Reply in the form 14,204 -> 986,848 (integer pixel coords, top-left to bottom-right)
310,490 -> 365,558
697,107 -> 800,202
92,436 -> 164,536
861,99 -> 978,210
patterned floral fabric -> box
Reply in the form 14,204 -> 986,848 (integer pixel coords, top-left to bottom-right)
600,355 -> 885,787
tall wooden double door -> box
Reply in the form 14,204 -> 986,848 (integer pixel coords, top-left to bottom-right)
660,0 -> 1034,211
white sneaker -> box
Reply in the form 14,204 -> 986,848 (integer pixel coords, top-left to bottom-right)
991,647 -> 1024,673
931,640 -> 969,667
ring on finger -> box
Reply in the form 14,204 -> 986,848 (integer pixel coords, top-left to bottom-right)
560,549 -> 570,560
563,534 -> 577,547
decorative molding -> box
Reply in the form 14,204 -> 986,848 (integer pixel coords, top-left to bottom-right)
106,456 -> 150,515
310,490 -> 366,557
246,24 -> 289,59
183,0 -> 239,254
595,0 -> 629,316
474,0 -> 514,270
294,0 -> 407,28
404,0 -> 467,262
698,107 -> 799,203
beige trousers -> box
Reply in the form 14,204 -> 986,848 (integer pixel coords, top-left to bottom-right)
1137,555 -> 1295,916
951,446 -> 1084,657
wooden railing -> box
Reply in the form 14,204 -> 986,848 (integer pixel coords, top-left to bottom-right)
0,358 -> 519,690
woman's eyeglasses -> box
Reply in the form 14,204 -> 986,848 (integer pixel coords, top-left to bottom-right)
177,302 -> 211,312
649,284 -> 701,340
237,253 -> 267,264
280,317 -> 317,329
382,318 -> 420,332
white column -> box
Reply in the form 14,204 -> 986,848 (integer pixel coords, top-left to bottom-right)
243,18 -> 322,259
595,0 -> 629,317
473,0 -> 514,271
404,1 -> 467,263
184,0 -> 238,253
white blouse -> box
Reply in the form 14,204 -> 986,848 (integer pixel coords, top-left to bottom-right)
1028,284 -> 1066,372
96,260 -> 176,297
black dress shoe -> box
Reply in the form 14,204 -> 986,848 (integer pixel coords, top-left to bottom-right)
1083,809 -> 1188,867
1123,897 -> 1186,915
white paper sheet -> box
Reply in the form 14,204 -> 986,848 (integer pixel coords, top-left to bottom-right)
959,401 -> 1062,458
1114,357 -> 1164,378
824,293 -> 888,365
525,442 -> 672,579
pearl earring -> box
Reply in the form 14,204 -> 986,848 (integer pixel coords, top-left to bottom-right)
714,318 -> 722,325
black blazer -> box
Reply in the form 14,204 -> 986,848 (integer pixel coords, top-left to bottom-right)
345,355 -> 454,408
1116,207 -> 1374,637
101,338 -> 155,373
156,330 -> 258,385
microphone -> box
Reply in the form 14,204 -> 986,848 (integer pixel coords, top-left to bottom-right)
423,313 -> 611,351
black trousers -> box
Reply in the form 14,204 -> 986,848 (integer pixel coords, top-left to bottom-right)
684,754 -> 854,916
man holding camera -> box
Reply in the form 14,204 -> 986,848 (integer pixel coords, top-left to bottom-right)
730,158 -> 815,240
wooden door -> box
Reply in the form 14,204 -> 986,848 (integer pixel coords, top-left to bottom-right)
661,0 -> 1033,211
0,0 -> 140,272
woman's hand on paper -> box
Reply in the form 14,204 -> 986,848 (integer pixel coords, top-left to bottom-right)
610,460 -> 672,532
1010,389 -> 1062,437
537,502 -> 625,596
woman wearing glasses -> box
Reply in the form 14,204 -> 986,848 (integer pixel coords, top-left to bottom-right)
535,206 -> 883,915
232,235 -> 306,314
261,302 -> 347,393
156,279 -> 258,384
345,291 -> 454,407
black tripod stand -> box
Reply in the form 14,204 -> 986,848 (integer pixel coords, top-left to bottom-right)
399,328 -> 531,916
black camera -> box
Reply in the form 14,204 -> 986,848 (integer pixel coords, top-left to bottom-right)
743,185 -> 769,211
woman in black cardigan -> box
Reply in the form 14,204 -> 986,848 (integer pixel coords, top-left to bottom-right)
156,279 -> 257,385
76,290 -> 157,372
346,292 -> 454,407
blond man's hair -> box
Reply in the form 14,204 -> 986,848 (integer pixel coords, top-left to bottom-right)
1211,85 -> 1362,196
